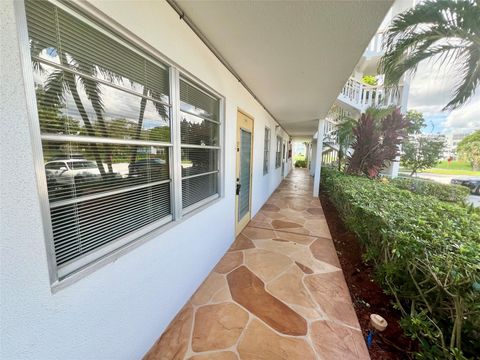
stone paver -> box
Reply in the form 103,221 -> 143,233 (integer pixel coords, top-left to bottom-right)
143,169 -> 368,359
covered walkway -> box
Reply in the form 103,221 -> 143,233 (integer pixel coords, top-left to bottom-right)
144,169 -> 369,359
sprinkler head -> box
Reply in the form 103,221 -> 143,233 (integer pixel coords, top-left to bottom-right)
370,314 -> 388,332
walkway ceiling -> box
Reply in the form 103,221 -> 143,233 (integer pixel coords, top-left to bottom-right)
173,0 -> 393,136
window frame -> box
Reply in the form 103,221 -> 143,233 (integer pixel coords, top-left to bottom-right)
263,127 -> 271,175
15,0 -> 225,291
275,135 -> 282,169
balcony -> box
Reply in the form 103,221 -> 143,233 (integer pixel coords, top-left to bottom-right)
338,77 -> 402,113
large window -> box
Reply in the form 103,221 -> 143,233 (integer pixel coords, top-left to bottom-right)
24,0 -> 222,280
263,127 -> 271,175
275,136 -> 282,168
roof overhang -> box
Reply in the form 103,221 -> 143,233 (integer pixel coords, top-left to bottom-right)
173,0 -> 393,136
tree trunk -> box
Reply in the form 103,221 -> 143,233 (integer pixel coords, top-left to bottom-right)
129,91 -> 148,165
89,94 -> 114,174
58,52 -> 106,178
64,73 -> 107,178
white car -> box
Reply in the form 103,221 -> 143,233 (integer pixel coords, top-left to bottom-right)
45,159 -> 102,185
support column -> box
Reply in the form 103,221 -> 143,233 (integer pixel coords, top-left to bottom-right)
313,119 -> 325,197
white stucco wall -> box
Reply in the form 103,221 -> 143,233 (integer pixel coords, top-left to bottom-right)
0,1 -> 290,359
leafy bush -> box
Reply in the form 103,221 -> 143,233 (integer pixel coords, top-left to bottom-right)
295,159 -> 307,168
362,75 -> 378,86
321,168 -> 480,359
391,177 -> 470,203
347,109 -> 409,178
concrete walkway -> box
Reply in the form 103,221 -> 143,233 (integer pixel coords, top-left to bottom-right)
144,169 -> 369,360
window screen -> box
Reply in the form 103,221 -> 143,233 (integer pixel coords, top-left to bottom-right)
180,79 -> 221,211
263,127 -> 271,175
26,0 -> 172,273
275,136 -> 282,168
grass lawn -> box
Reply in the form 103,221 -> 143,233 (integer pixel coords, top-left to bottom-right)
431,160 -> 474,171
420,168 -> 480,176
402,160 -> 480,176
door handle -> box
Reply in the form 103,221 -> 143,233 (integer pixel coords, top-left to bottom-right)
236,178 -> 241,195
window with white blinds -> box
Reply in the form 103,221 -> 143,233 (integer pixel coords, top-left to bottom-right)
263,127 -> 271,175
24,0 -> 222,280
275,136 -> 282,168
180,79 -> 221,211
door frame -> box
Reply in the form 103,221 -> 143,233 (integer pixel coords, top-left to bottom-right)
235,109 -> 254,235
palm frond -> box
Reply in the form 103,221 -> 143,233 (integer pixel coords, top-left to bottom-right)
379,0 -> 480,109
446,44 -> 480,109
45,69 -> 68,105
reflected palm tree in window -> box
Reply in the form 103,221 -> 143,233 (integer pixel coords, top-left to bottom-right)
27,0 -> 169,180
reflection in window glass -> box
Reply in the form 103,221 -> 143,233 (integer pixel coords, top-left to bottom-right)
33,63 -> 170,142
181,148 -> 218,178
25,0 -> 169,102
180,79 -> 218,121
25,0 -> 222,276
26,0 -> 173,271
43,140 -> 170,202
180,112 -> 219,146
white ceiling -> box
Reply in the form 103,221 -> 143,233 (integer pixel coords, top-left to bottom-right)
176,0 -> 393,136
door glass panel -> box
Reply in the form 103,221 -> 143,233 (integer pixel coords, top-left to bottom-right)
238,129 -> 251,220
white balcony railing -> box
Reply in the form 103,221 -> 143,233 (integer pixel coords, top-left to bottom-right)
322,118 -> 340,152
338,77 -> 402,112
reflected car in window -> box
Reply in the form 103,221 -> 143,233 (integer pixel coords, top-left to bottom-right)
45,159 -> 102,185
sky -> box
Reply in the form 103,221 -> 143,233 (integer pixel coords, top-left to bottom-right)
406,54 -> 479,136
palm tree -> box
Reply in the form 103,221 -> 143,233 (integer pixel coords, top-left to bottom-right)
334,116 -> 357,171
379,0 -> 480,110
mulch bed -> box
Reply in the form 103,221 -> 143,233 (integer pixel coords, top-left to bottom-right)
320,192 -> 417,359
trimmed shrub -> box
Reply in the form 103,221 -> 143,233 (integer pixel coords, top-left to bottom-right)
321,168 -> 480,359
295,159 -> 307,168
391,177 -> 470,203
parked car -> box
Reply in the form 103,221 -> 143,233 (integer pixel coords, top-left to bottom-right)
451,177 -> 480,195
45,159 -> 102,185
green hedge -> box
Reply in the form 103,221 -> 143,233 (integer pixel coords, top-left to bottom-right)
295,159 -> 307,168
391,177 -> 470,203
321,168 -> 480,359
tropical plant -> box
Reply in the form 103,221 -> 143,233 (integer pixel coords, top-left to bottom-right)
457,130 -> 480,170
380,0 -> 480,110
346,109 -> 409,177
365,105 -> 396,122
401,136 -> 445,175
362,75 -> 378,86
333,116 -> 357,171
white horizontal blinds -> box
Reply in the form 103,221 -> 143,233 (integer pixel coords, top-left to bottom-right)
180,79 -> 220,209
25,0 -> 172,269
276,136 -> 282,168
263,128 -> 270,174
